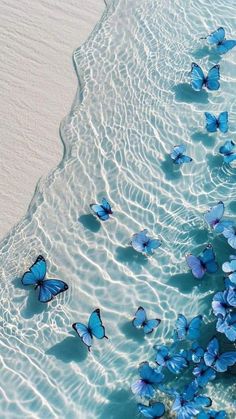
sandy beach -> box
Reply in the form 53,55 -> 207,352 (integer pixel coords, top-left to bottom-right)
0,0 -> 105,238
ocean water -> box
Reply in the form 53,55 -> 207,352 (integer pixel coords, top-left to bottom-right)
0,0 -> 236,417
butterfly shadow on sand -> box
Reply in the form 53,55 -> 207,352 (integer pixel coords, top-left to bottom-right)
78,214 -> 101,233
13,277 -> 45,318
115,246 -> 148,271
172,83 -> 208,104
191,46 -> 221,62
120,321 -> 145,342
191,131 -> 216,148
46,331 -> 88,363
160,155 -> 182,181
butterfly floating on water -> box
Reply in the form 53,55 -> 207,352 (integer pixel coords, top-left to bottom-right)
175,314 -> 203,341
219,140 -> 236,165
190,63 -> 220,91
154,344 -> 188,374
197,410 -> 227,419
204,201 -> 233,233
216,312 -> 236,342
222,255 -> 236,285
222,226 -> 236,249
21,255 -> 68,303
212,290 -> 230,319
170,144 -> 192,165
201,27 -> 236,55
72,309 -> 108,351
90,197 -> 112,221
130,229 -> 161,255
204,337 -> 236,372
193,360 -> 216,388
137,402 -> 165,418
171,380 -> 212,419
132,306 -> 161,334
204,112 -> 228,133
186,244 -> 218,279
131,362 -> 164,399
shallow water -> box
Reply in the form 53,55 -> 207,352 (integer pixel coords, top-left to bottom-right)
0,0 -> 236,417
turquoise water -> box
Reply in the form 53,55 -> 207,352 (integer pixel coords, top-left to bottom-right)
1,0 -> 236,417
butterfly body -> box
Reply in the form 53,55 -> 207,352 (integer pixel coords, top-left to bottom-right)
172,381 -> 212,419
130,229 -> 161,255
204,112 -> 228,133
72,309 -> 108,351
203,27 -> 236,54
90,198 -> 112,221
175,314 -> 202,341
154,345 -> 188,374
170,145 -> 192,165
204,337 -> 236,371
190,63 -> 220,91
186,245 -> 217,279
219,140 -> 236,164
131,362 -> 164,399
132,307 -> 161,334
21,255 -> 68,303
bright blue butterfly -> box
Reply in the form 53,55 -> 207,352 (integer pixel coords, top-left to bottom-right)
172,381 -> 212,419
216,312 -> 236,342
189,342 -> 205,364
204,337 -> 236,371
219,140 -> 236,165
154,345 -> 188,374
222,226 -> 236,249
225,285 -> 236,307
186,245 -> 218,279
193,361 -> 216,388
90,197 -> 112,221
132,307 -> 161,334
131,362 -> 165,399
203,27 -> 236,54
170,145 -> 192,165
72,309 -> 108,351
212,291 -> 230,318
175,314 -> 203,341
204,112 -> 228,133
204,201 -> 233,233
198,410 -> 227,419
130,229 -> 162,255
222,255 -> 236,284
190,63 -> 220,91
137,402 -> 165,418
21,255 -> 68,303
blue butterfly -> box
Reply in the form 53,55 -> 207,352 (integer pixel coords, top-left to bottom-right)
137,402 -> 165,418
204,112 -> 228,133
212,291 -> 230,318
90,197 -> 112,221
222,226 -> 236,249
175,314 -> 203,341
203,27 -> 236,54
130,229 -> 162,255
72,309 -> 108,351
204,337 -> 236,371
190,63 -> 220,91
219,140 -> 236,165
225,285 -> 236,307
186,245 -> 218,279
193,361 -> 216,388
222,255 -> 236,284
170,145 -> 192,165
216,313 -> 236,342
154,345 -> 188,374
204,201 -> 233,233
132,307 -> 161,334
198,410 -> 227,419
172,381 -> 212,419
21,255 -> 68,303
131,362 -> 164,399
189,342 -> 205,364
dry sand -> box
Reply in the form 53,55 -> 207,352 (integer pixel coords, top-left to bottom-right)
0,0 -> 105,238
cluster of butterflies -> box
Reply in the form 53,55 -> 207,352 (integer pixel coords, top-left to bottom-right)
170,27 -> 236,167
131,310 -> 236,419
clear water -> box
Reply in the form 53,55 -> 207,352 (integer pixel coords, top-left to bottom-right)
1,0 -> 236,417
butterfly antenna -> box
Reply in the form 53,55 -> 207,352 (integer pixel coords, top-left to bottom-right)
105,335 -> 109,339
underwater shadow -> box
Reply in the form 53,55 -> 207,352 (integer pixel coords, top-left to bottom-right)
115,246 -> 148,269
187,228 -> 209,246
98,389 -> 138,419
78,214 -> 101,233
173,83 -> 208,104
13,277 -> 45,318
191,46 -> 222,63
46,333 -> 88,363
191,131 -> 216,148
206,153 -> 224,169
120,321 -> 145,342
160,155 -> 182,181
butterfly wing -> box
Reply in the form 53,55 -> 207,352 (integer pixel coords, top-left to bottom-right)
222,259 -> 236,273
200,245 -> 218,274
206,65 -> 220,91
90,204 -> 109,221
38,279 -> 68,303
72,322 -> 92,349
88,309 -> 106,339
186,254 -> 205,279
188,315 -> 202,340
175,155 -> 192,165
214,348 -> 236,372
206,27 -> 225,45
212,291 -> 228,318
217,313 -> 236,343
217,39 -> 236,54
224,153 -> 236,164
204,113 -> 217,132
226,287 -> 236,306
139,362 -> 164,385
190,63 -> 205,91
204,337 -> 219,367
175,314 -> 188,340
22,255 -> 46,285
131,380 -> 155,399
166,354 -> 188,374
223,227 -> 236,249
170,144 -> 186,160
145,239 -> 162,255
131,229 -> 148,253
218,112 -> 228,133
219,140 -> 235,155
101,198 -> 112,213
132,306 -> 147,328
144,319 -> 161,334
204,201 -> 224,229
193,362 -> 216,387
155,345 -> 169,366
138,402 -> 165,418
